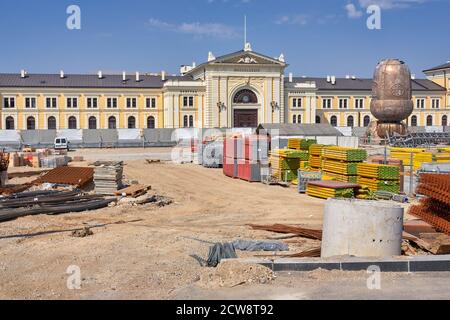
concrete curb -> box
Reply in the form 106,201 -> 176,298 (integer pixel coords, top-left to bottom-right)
224,255 -> 450,273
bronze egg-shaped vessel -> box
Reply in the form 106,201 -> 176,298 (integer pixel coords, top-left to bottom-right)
370,59 -> 413,122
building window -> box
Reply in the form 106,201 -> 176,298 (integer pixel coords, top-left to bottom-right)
411,115 -> 417,127
48,116 -> 57,130
108,116 -> 117,129
292,115 -> 297,124
68,116 -> 77,129
128,116 -> 136,129
3,97 -> 15,109
87,97 -> 98,109
183,115 -> 188,128
316,116 -> 321,124
27,116 -> 36,130
347,115 -> 354,127
147,116 -> 155,129
431,99 -> 440,109
67,97 -> 78,108
322,98 -> 332,109
126,98 -> 137,108
442,115 -> 448,127
88,116 -> 97,129
355,98 -> 364,109
292,98 -> 302,108
146,98 -> 157,109
107,98 -> 118,109
330,115 -> 338,127
25,97 -> 36,109
5,116 -> 14,130
46,97 -> 57,109
183,96 -> 194,107
416,98 -> 425,109
427,115 -> 433,126
233,90 -> 257,104
363,115 -> 371,127
339,98 -> 348,109
189,115 -> 194,128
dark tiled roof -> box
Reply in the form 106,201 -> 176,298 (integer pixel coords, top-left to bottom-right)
287,77 -> 446,92
423,62 -> 450,73
0,73 -> 194,89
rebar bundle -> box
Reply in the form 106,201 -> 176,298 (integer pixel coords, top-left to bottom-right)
408,173 -> 450,234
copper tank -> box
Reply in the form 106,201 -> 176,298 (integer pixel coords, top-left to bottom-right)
370,59 -> 413,122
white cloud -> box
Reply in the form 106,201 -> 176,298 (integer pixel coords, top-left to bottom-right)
275,14 -> 309,26
146,18 -> 239,39
345,3 -> 363,18
358,0 -> 429,9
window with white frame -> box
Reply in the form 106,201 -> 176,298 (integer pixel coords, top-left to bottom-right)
146,97 -> 157,109
87,97 -> 98,109
126,97 -> 137,108
183,96 -> 194,107
107,97 -> 118,108
25,97 -> 36,109
46,97 -> 58,108
416,98 -> 425,109
292,98 -> 302,108
322,98 -> 332,109
339,98 -> 348,109
3,97 -> 16,109
67,97 -> 78,109
431,98 -> 440,109
355,98 -> 364,109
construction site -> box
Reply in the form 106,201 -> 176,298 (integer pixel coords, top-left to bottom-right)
0,121 -> 449,300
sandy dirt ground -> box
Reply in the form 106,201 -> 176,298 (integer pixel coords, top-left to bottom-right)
0,149 -> 445,300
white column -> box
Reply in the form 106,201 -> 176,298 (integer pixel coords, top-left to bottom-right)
220,77 -> 228,128
173,94 -> 180,128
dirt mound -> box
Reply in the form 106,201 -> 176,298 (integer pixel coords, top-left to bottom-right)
197,261 -> 275,289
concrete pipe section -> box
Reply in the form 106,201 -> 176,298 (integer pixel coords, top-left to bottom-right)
321,199 -> 404,258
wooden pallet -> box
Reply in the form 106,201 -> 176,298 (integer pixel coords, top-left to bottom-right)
115,184 -> 151,197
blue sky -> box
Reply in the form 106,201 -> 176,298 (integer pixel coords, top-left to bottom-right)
0,0 -> 448,78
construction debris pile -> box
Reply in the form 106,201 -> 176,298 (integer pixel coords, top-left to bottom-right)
409,173 -> 450,234
7,148 -> 75,169
0,190 -> 115,223
92,161 -> 124,195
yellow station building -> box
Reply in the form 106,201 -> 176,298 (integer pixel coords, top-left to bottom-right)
0,45 -> 448,130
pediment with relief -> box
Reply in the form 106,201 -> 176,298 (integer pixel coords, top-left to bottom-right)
212,51 -> 285,66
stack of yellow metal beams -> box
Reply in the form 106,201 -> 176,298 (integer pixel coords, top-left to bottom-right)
309,144 -> 324,171
357,163 -> 401,194
270,149 -> 309,182
389,147 -> 435,170
436,149 -> 450,163
321,146 -> 367,183
288,138 -> 317,151
306,181 -> 359,199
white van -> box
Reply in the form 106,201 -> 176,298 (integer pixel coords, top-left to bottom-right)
54,137 -> 69,151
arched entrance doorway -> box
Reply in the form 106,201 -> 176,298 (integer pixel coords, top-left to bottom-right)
232,88 -> 259,128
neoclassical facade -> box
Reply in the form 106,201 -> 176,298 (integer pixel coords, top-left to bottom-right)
0,45 -> 448,130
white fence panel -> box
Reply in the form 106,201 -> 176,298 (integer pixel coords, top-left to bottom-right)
57,129 -> 83,142
118,129 -> 141,140
0,130 -> 20,142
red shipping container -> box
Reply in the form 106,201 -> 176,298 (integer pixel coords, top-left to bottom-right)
244,135 -> 269,161
238,160 -> 263,182
223,157 -> 238,178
